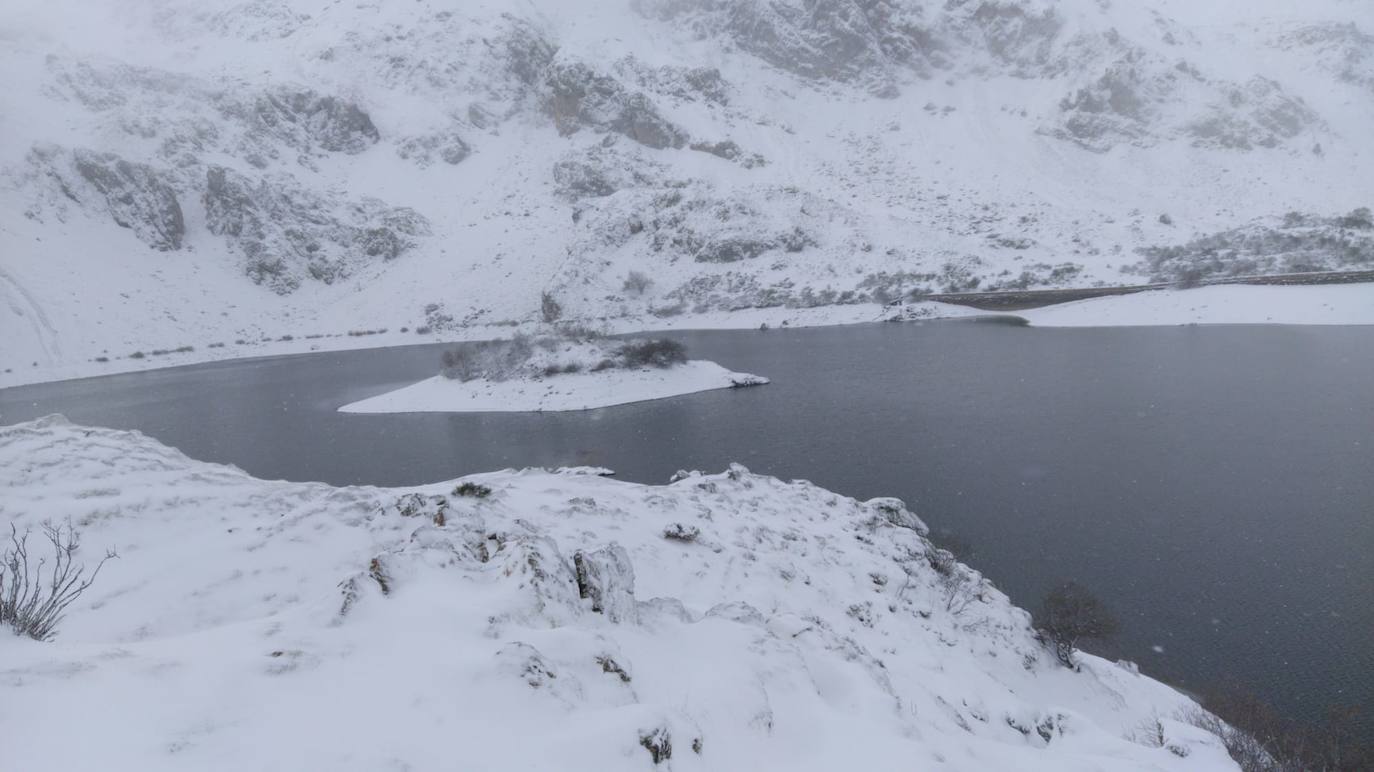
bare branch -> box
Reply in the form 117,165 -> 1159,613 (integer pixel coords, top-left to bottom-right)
0,521 -> 117,641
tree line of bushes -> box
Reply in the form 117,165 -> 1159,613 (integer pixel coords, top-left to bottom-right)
440,333 -> 688,382
1029,580 -> 1369,770
1133,207 -> 1374,286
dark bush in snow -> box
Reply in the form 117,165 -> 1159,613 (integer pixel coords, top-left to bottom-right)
1034,581 -> 1119,667
623,270 -> 654,296
1,523 -> 117,641
619,338 -> 688,368
540,291 -> 563,323
453,482 -> 493,499
440,335 -> 536,382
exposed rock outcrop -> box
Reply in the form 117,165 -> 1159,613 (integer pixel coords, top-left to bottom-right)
29,145 -> 185,251
217,87 -> 381,155
397,131 -> 473,166
544,60 -> 689,149
202,166 -> 429,293
573,543 -> 638,623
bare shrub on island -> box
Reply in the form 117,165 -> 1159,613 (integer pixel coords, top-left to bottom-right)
618,338 -> 687,368
439,333 -> 691,382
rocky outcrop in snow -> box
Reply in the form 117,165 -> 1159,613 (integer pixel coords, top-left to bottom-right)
1049,35 -> 1323,152
202,166 -> 429,292
215,86 -> 381,157
396,131 -> 472,167
634,0 -> 1064,94
543,59 -> 689,149
1131,208 -> 1374,284
27,145 -> 185,250
553,142 -> 668,199
574,544 -> 639,623
48,59 -> 381,169
1275,22 -> 1374,95
1185,77 -> 1320,151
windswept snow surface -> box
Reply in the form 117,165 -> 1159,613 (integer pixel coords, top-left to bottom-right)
0,416 -> 1238,771
1018,283 -> 1374,327
341,360 -> 767,413
2,0 -> 1373,383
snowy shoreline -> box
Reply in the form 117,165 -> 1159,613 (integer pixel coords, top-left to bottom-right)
1014,283 -> 1374,327
3,284 -> 1372,390
0,415 -> 1236,771
340,360 -> 769,413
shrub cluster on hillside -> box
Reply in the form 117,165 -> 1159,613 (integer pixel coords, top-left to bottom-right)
1132,207 -> 1374,285
619,339 -> 687,368
439,332 -> 688,382
1182,687 -> 1373,772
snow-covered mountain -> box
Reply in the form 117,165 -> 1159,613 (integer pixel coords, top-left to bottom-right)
2,0 -> 1372,374
0,415 -> 1238,770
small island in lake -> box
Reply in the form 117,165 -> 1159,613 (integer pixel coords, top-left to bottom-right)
339,330 -> 767,413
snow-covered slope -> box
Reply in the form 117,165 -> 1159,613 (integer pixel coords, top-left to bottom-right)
2,0 -> 1372,377
0,415 -> 1236,770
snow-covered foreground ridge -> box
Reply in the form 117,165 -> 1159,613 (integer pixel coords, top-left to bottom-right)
0,416 -> 1236,771
340,360 -> 768,413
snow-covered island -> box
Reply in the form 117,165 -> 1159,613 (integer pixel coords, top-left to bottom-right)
1,415 -> 1239,771
341,332 -> 768,413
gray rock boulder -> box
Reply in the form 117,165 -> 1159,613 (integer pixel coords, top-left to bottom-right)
497,536 -> 585,626
573,544 -> 638,623
689,140 -> 766,168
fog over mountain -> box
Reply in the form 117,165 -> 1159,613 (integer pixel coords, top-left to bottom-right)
2,0 -> 1371,369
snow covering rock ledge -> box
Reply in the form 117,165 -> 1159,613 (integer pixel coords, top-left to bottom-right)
0,416 -> 1237,771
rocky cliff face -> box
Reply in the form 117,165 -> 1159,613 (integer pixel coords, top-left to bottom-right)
28,146 -> 186,251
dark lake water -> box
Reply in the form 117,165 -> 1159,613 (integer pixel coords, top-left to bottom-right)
2,321 -> 1372,735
